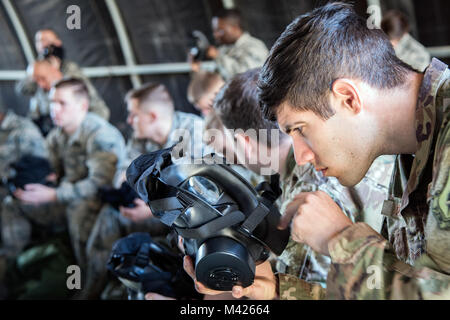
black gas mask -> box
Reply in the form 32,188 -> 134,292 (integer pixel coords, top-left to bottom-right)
106,232 -> 202,300
126,146 -> 290,291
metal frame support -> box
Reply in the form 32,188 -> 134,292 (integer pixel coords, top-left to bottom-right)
2,0 -> 35,64
0,61 -> 217,81
105,0 -> 142,88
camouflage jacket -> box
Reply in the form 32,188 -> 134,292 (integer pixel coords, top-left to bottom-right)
0,111 -> 48,178
15,60 -> 110,120
326,58 -> 450,299
215,32 -> 269,81
46,113 -> 126,203
277,150 -> 395,300
395,33 -> 431,73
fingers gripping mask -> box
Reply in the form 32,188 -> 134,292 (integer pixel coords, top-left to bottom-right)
126,145 -> 290,291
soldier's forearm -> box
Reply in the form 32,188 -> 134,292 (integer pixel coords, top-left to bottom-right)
327,222 -> 450,299
277,273 -> 326,300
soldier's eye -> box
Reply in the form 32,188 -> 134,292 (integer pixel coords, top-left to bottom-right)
294,127 -> 304,136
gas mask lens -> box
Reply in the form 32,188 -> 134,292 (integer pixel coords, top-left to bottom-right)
186,176 -> 221,204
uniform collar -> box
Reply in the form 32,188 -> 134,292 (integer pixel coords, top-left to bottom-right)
282,146 -> 297,181
162,111 -> 179,149
235,32 -> 250,47
0,111 -> 19,131
400,58 -> 448,211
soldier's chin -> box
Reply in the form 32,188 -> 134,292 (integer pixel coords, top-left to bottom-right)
337,171 -> 365,187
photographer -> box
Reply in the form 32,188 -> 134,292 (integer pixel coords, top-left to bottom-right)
190,9 -> 269,81
258,3 -> 450,299
84,83 -> 207,299
16,29 -> 110,135
183,69 -> 395,300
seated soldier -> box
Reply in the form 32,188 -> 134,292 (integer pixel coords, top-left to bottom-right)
187,71 -> 225,117
182,69 -> 395,300
0,78 -> 125,296
0,98 -> 48,197
84,83 -> 207,299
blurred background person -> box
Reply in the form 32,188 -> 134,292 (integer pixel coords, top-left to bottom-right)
16,29 -> 110,136
187,71 -> 225,117
190,9 -> 269,81
381,9 -> 431,72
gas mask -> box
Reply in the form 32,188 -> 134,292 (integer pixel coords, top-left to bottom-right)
126,146 -> 290,291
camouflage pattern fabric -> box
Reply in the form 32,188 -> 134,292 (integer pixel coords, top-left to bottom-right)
15,60 -> 110,120
0,111 -> 48,179
46,113 -> 125,203
83,110 -> 205,298
215,32 -> 269,81
395,33 -> 431,73
1,112 -> 125,280
326,58 -> 450,299
276,149 -> 395,299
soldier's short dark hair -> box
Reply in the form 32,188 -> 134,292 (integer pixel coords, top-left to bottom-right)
125,83 -> 173,110
53,77 -> 89,102
381,10 -> 410,41
214,8 -> 244,30
213,68 -> 284,148
259,2 -> 415,121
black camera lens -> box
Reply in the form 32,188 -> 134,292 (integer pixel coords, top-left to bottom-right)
195,237 -> 255,291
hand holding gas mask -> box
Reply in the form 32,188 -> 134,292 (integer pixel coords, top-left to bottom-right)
126,146 -> 290,292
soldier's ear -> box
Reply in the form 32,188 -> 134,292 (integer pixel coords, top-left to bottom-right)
330,79 -> 362,115
148,110 -> 158,123
81,98 -> 89,112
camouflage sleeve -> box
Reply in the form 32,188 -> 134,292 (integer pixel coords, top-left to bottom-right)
277,273 -> 326,300
326,222 -> 450,299
55,129 -> 125,203
0,122 -> 48,177
15,76 -> 37,97
215,40 -> 268,80
45,129 -> 64,178
16,124 -> 48,159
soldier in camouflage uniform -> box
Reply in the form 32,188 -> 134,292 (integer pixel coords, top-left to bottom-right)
381,10 -> 431,72
0,78 -> 125,292
276,152 -> 395,291
182,69 -> 396,300
0,102 -> 48,204
258,3 -> 450,299
191,9 -> 268,81
84,83 -> 207,299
